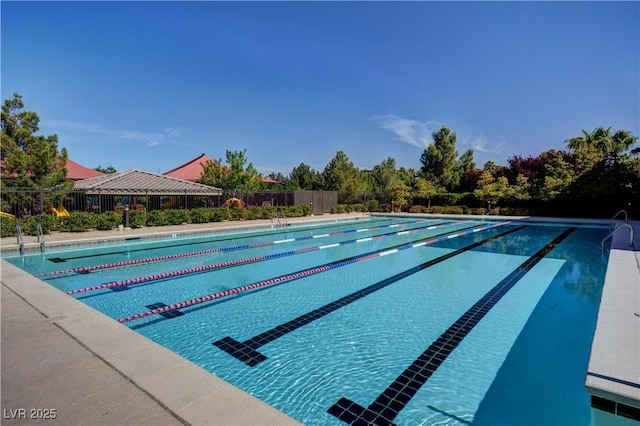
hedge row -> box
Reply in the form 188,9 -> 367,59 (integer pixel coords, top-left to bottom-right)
0,205 -> 313,238
332,203 -> 531,216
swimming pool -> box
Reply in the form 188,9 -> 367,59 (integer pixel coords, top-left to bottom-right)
2,215 -> 617,425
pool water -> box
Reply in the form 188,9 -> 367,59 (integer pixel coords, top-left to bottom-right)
3,216 -> 614,425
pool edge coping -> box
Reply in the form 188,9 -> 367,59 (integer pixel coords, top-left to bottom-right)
585,219 -> 640,418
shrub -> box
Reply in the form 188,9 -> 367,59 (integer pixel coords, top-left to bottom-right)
95,211 -> 123,230
22,214 -> 57,235
365,200 -> 380,212
146,210 -> 167,227
165,209 -> 190,225
409,205 -> 427,214
211,208 -> 230,222
128,210 -> 146,228
190,208 -> 211,223
424,206 -> 465,215
1,216 -> 18,237
58,212 -> 98,232
464,207 -> 487,215
332,204 -> 348,214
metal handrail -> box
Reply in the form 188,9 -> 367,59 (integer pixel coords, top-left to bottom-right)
37,223 -> 45,252
274,210 -> 288,229
609,209 -> 628,231
602,223 -> 634,250
16,224 -> 24,254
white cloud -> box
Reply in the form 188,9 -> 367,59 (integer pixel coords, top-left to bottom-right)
457,127 -> 506,155
370,114 -> 439,150
372,114 -> 508,163
42,119 -> 181,147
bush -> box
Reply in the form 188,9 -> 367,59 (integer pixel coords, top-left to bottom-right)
464,207 -> 487,215
498,207 -> 530,216
21,214 -> 56,235
365,200 -> 380,212
408,205 -> 427,214
332,204 -> 348,214
146,210 -> 167,227
128,210 -> 146,228
165,209 -> 190,225
423,206 -> 465,215
95,211 -> 123,230
190,208 -> 211,223
211,208 -> 229,222
58,212 -> 98,232
1,216 -> 18,237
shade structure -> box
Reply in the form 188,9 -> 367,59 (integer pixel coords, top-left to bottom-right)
73,169 -> 222,196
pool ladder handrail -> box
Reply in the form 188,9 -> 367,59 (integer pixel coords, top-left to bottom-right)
609,209 -> 628,231
16,224 -> 24,254
275,210 -> 288,229
37,222 -> 45,252
271,209 -> 287,229
602,223 -> 634,251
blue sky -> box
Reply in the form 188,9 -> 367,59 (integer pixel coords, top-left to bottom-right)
2,1 -> 638,176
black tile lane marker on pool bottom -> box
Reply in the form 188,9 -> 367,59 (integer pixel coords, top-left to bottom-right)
326,227 -> 576,426
212,225 -> 528,367
144,302 -> 184,319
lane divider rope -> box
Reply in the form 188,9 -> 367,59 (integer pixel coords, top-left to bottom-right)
67,221 -> 463,295
117,221 -> 511,323
39,219 -> 432,278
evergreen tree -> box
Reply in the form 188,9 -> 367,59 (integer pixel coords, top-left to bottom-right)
1,93 -> 68,189
420,125 -> 460,191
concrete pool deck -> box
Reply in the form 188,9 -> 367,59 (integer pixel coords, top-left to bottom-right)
1,213 -> 639,424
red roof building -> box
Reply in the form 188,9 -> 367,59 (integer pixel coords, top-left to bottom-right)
164,153 -> 282,185
163,153 -> 214,182
66,159 -> 105,180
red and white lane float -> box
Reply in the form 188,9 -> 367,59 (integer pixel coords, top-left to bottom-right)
118,221 -> 510,323
66,220 -> 464,295
40,219 -> 429,278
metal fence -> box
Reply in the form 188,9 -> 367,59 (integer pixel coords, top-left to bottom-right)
1,188 -> 338,219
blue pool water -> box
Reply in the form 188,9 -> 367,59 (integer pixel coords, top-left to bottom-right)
3,216 -> 615,425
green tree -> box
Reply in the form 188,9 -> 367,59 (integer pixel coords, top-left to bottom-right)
539,150 -> 575,201
371,157 -> 398,203
473,171 -> 508,208
290,162 -> 315,190
94,165 -> 117,174
1,93 -> 70,216
420,125 -> 459,191
199,149 -> 262,196
458,148 -> 476,174
566,126 -> 639,170
388,179 -> 410,211
322,150 -> 365,203
1,93 -> 68,189
414,178 -> 440,208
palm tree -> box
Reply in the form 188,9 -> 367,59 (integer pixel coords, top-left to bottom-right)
567,126 -> 638,165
